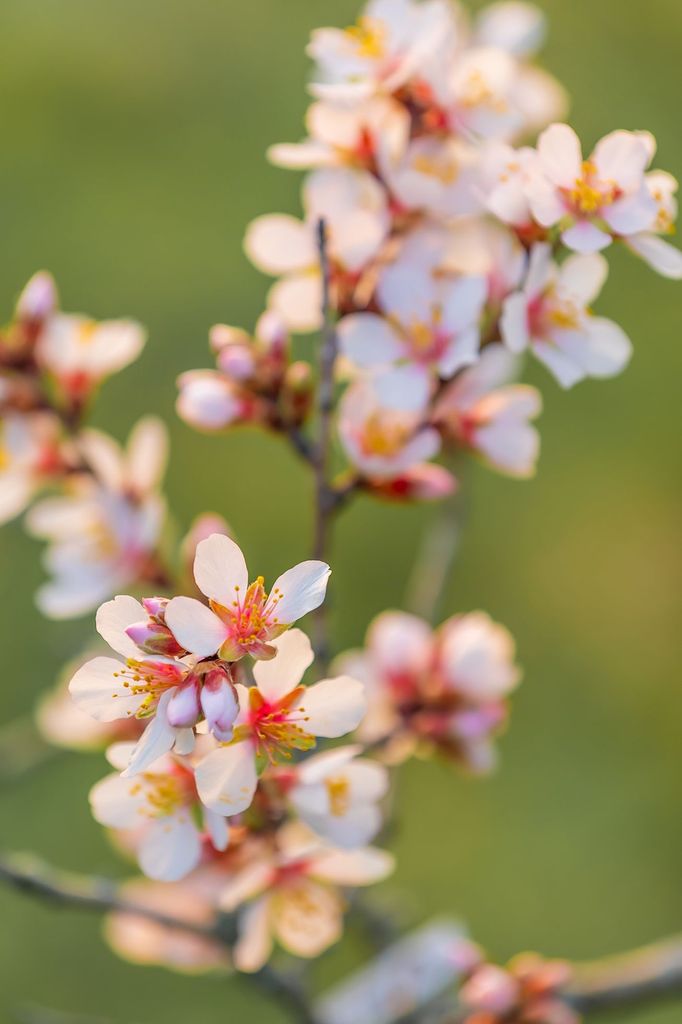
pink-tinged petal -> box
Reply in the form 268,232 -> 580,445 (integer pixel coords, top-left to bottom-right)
253,629 -> 314,701
194,741 -> 258,816
267,141 -> 335,170
301,805 -> 383,850
268,272 -> 323,334
526,174 -> 566,227
300,676 -> 367,738
126,416 -> 169,494
475,416 -> 540,478
139,814 -> 202,882
174,728 -> 196,756
557,253 -> 608,306
440,276 -> 487,334
524,242 -> 553,297
194,533 -> 248,606
203,809 -> 230,852
123,691 -> 179,777
592,130 -> 652,190
561,221 -> 612,254
269,561 -> 331,624
244,215 -> 316,275
308,847 -> 395,886
603,189 -> 657,235
89,773 -> 149,829
337,313 -> 404,368
295,744 -> 362,786
234,897 -> 274,973
537,123 -> 582,187
96,595 -> 146,659
219,862 -> 273,912
372,364 -> 432,414
368,611 -> 433,677
200,668 -> 239,742
376,264 -> 432,326
626,234 -> 682,279
437,327 -> 480,379
439,613 -> 519,700
165,597 -> 228,657
581,317 -> 633,378
69,657 -> 145,721
500,292 -> 530,354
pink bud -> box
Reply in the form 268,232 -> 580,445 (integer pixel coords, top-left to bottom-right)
166,678 -> 202,728
141,596 -> 170,622
216,343 -> 257,381
126,620 -> 185,657
255,310 -> 287,353
370,465 -> 458,503
209,324 -> 250,353
460,965 -> 520,1014
16,271 -> 58,324
201,668 -> 239,742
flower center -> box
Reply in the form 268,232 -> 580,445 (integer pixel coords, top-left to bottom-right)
212,576 -> 286,653
129,766 -> 193,818
113,659 -> 184,718
346,16 -> 386,59
411,153 -> 459,186
363,414 -> 410,457
326,776 -> 351,817
568,161 -> 618,215
243,686 -> 316,761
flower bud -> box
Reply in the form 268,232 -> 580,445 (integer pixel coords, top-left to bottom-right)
369,464 -> 457,503
200,667 -> 239,742
460,964 -> 520,1015
166,677 -> 202,728
16,271 -> 58,326
279,361 -> 314,426
141,596 -> 169,622
126,619 -> 185,657
216,342 -> 257,382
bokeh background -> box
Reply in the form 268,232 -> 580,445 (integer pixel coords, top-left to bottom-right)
0,1 -> 680,1021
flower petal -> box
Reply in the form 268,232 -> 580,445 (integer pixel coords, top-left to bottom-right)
165,596 -> 228,657
195,741 -> 258,816
308,847 -> 395,886
300,676 -> 367,738
69,656 -> 145,721
269,561 -> 331,625
139,814 -> 202,882
244,215 -> 316,275
96,595 -> 147,659
194,534 -> 248,606
337,313 -> 403,368
253,629 -> 315,701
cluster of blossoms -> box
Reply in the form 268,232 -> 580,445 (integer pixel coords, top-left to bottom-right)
177,0 -> 680,502
0,0 -> 678,1015
0,271 -> 172,618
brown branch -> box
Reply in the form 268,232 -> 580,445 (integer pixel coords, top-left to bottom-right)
567,933 -> 682,1014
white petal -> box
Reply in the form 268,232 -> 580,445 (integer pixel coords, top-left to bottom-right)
138,814 -> 202,882
558,253 -> 608,305
253,628 -> 314,701
126,417 -> 169,493
123,692 -> 178,777
269,561 -> 331,624
164,596 -> 227,657
561,221 -> 612,254
295,744 -> 362,786
338,313 -> 403,368
301,676 -> 367,738
219,862 -> 273,912
532,340 -> 586,388
368,611 -> 433,677
203,809 -> 230,852
244,215 -> 316,275
96,595 -> 146,659
273,880 -> 342,959
300,805 -> 383,850
89,772 -> 149,829
627,234 -> 682,279
500,292 -> 530,354
234,897 -> 274,973
603,189 -> 657,235
537,123 -> 582,187
268,272 -> 323,334
69,656 -> 145,721
309,847 -> 395,886
193,533 -> 248,606
593,130 -> 652,190
0,473 -> 34,525
581,317 -> 633,378
194,741 -> 258,816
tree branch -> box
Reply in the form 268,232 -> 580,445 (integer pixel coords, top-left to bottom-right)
567,933 -> 682,1014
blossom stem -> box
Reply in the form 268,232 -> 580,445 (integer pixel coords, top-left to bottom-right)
311,217 -> 341,672
567,934 -> 682,1014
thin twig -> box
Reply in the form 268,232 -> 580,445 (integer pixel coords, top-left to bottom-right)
567,933 -> 682,1014
311,217 -> 340,672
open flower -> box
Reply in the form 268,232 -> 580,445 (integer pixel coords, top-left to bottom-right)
25,418 -> 168,618
219,823 -> 394,971
338,365 -> 443,483
194,630 -> 366,817
526,124 -> 657,253
90,743 -> 230,882
337,609 -> 520,772
284,745 -> 389,849
245,168 -> 389,333
339,262 -> 487,383
625,169 -> 682,279
434,343 -> 542,478
500,243 -> 632,388
164,533 -> 330,662
0,412 -> 67,524
307,0 -> 457,104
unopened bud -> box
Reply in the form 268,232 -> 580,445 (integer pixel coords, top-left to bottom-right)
460,965 -> 520,1015
126,619 -> 185,657
201,667 -> 239,742
141,596 -> 169,623
279,361 -> 314,426
216,342 -> 257,382
166,677 -> 202,728
369,464 -> 457,503
16,271 -> 58,325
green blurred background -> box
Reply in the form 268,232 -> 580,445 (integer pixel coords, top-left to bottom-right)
0,0 -> 680,1021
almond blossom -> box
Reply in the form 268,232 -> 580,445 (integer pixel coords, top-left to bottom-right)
25,418 -> 168,618
625,169 -> 682,279
460,954 -> 579,1024
337,610 -> 520,772
219,823 -> 394,972
500,243 -> 632,388
434,343 -> 542,478
164,533 -> 330,662
284,744 -> 390,849
245,168 -> 389,333
339,262 -> 487,383
0,412 -> 68,524
526,124 -> 657,254
90,742 -> 231,882
194,630 -> 366,817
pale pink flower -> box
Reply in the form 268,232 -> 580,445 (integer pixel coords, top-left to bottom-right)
338,365 -> 442,481
220,823 -> 394,972
164,533 -> 330,662
384,136 -> 481,218
25,418 -> 167,618
526,124 -> 657,253
626,170 -> 682,279
176,370 -> 255,432
337,609 -> 520,772
286,744 -> 389,849
90,742 -> 230,882
307,0 -> 457,104
194,630 -> 366,817
36,311 -> 146,402
269,97 -> 410,174
15,270 -> 59,326
500,243 -> 632,388
434,344 -> 542,478
473,2 -> 547,58
245,168 -> 390,333
0,412 -> 66,524
482,142 -> 536,230
339,263 -> 487,382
